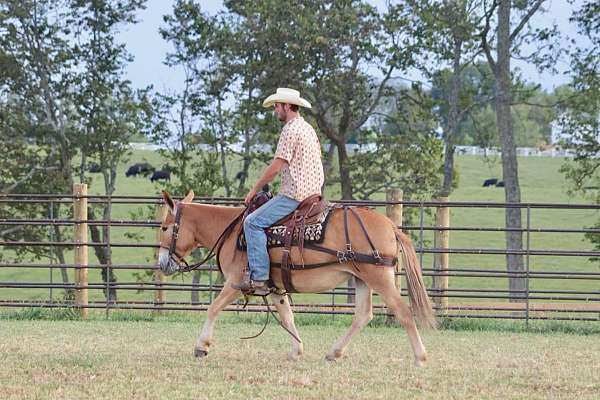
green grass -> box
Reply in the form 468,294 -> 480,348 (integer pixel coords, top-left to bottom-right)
0,317 -> 598,400
1,152 -> 599,313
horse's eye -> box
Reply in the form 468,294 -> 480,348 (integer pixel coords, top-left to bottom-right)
161,226 -> 168,232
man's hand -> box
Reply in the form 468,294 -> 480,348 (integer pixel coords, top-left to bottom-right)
244,158 -> 287,205
244,188 -> 257,205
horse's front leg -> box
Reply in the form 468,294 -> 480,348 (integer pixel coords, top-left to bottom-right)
270,293 -> 303,360
195,280 -> 240,357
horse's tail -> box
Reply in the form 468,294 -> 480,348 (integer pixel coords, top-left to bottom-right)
395,228 -> 437,329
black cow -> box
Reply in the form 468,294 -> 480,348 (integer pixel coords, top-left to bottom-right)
138,162 -> 154,177
125,165 -> 139,177
125,162 -> 154,177
496,181 -> 505,187
150,170 -> 170,182
482,178 -> 498,187
87,162 -> 101,173
235,171 -> 247,180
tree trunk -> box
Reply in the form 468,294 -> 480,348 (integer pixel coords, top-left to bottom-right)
337,141 -> 353,200
191,271 -> 201,305
496,0 -> 525,301
217,98 -> 230,197
440,38 -> 463,197
52,224 -> 74,300
88,206 -> 118,302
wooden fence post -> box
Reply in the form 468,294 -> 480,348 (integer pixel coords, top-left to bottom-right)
154,203 -> 168,310
73,183 -> 88,319
433,196 -> 449,313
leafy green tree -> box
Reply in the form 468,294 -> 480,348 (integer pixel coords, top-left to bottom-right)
402,0 -> 483,197
354,85 -> 443,200
480,0 -> 560,300
0,0 -> 79,296
158,0 -> 442,201
1,0 -> 148,301
557,0 -> 599,260
67,0 -> 148,301
558,0 -> 599,198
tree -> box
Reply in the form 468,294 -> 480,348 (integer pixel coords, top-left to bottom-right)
0,0 -> 148,301
351,85 -> 442,200
558,0 -> 599,198
158,0 -> 442,201
480,0 -> 558,300
0,0 -> 79,297
403,0 -> 484,197
557,0 -> 599,259
67,0 -> 148,301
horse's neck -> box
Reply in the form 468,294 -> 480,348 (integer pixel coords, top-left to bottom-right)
188,204 -> 243,249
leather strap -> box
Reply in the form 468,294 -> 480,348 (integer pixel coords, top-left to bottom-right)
280,212 -> 297,293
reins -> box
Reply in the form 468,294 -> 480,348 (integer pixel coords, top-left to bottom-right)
239,295 -> 302,344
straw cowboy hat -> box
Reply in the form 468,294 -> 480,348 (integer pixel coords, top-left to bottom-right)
262,88 -> 312,109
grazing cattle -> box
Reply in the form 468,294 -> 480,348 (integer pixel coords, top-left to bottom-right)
235,171 -> 247,180
138,162 -> 154,177
482,178 -> 498,187
125,165 -> 138,177
87,162 -> 101,173
125,162 -> 154,177
496,181 -> 505,187
150,170 -> 170,182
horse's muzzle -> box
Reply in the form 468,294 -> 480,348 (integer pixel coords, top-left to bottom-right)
158,251 -> 179,276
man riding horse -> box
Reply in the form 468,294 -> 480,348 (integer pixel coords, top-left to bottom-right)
232,88 -> 324,296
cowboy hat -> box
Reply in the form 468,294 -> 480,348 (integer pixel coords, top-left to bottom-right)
262,88 -> 312,109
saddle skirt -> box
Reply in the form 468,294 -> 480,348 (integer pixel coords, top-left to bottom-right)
237,206 -> 333,250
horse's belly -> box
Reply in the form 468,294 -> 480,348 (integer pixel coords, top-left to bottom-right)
270,267 -> 350,293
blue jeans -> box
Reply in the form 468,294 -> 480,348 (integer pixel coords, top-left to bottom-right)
244,194 -> 300,281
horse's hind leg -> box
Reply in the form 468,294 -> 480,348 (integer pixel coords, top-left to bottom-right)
194,281 -> 240,358
271,293 -> 304,360
377,282 -> 427,367
325,278 -> 373,361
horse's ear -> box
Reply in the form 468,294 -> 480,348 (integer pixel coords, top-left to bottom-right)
162,190 -> 175,212
182,190 -> 195,204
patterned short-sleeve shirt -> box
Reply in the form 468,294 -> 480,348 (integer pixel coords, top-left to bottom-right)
274,116 -> 324,201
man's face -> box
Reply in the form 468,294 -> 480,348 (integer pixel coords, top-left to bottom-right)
274,102 -> 288,122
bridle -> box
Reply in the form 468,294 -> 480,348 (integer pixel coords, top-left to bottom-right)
160,202 -> 245,273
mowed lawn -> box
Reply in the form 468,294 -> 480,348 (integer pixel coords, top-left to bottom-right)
0,318 -> 598,400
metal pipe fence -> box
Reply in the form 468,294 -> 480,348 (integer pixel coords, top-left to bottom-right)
0,191 -> 599,324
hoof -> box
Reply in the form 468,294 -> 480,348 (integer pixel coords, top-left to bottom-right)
325,348 -> 342,362
287,352 -> 301,361
194,348 -> 208,358
414,358 -> 426,367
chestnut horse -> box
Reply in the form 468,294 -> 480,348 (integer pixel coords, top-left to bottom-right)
158,191 -> 436,365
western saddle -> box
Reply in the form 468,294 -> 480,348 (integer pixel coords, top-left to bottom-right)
241,193 -> 395,293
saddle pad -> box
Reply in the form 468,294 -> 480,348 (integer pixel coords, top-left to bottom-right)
237,207 -> 333,250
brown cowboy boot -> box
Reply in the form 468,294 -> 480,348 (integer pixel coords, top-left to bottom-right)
232,270 -> 271,296
232,270 -> 253,293
250,280 -> 271,296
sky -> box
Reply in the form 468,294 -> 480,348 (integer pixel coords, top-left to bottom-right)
117,0 -> 583,94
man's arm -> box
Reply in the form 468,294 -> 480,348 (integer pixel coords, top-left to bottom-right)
244,157 -> 288,204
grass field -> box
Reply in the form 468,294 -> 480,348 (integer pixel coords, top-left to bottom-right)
0,315 -> 599,400
1,152 -> 599,309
